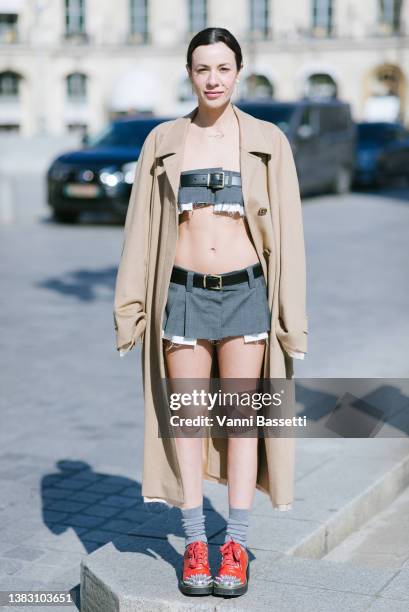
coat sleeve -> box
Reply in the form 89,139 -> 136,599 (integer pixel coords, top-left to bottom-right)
273,128 -> 308,355
113,130 -> 156,354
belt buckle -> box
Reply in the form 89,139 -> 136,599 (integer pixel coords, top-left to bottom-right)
203,273 -> 223,290
207,171 -> 225,189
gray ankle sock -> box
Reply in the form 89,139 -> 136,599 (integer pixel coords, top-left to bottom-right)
224,506 -> 250,547
181,504 -> 207,547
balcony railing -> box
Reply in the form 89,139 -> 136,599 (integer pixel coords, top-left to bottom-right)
126,31 -> 150,45
63,31 -> 89,44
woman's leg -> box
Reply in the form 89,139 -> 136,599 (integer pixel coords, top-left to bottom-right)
213,337 -> 265,594
216,337 -> 266,509
163,339 -> 214,510
166,339 -> 216,594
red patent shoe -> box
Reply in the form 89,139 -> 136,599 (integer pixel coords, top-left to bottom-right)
179,540 -> 213,596
213,538 -> 249,597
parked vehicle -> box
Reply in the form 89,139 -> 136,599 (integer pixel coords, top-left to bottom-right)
47,116 -> 174,223
236,98 -> 357,196
354,121 -> 409,187
377,136 -> 409,185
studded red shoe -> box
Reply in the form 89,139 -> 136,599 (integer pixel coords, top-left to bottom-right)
179,540 -> 213,596
213,539 -> 249,597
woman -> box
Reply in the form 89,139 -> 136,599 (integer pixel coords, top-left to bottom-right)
114,27 -> 308,598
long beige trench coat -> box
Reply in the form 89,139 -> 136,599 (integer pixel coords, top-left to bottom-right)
113,103 -> 308,510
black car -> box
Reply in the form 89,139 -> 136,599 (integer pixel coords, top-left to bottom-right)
354,122 -> 409,187
47,116 -> 174,223
236,98 -> 356,196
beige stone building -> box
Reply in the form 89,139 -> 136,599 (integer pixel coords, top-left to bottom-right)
0,0 -> 408,135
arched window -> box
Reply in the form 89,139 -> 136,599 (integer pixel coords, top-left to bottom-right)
0,71 -> 21,99
66,72 -> 87,102
363,63 -> 404,122
242,74 -> 274,99
304,73 -> 337,99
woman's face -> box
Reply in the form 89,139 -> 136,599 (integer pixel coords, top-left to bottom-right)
188,41 -> 240,108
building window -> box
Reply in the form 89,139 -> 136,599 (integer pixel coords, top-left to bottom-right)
312,0 -> 333,37
67,122 -> 87,135
0,71 -> 20,100
65,0 -> 86,38
304,73 -> 337,99
188,0 -> 207,34
0,123 -> 19,132
66,73 -> 87,102
242,73 -> 274,98
378,0 -> 403,34
249,0 -> 269,40
178,76 -> 196,102
129,0 -> 149,43
0,13 -> 18,43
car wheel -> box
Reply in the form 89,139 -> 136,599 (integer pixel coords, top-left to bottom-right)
53,210 -> 80,224
333,166 -> 352,195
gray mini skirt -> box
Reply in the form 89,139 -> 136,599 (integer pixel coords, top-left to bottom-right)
161,262 -> 271,346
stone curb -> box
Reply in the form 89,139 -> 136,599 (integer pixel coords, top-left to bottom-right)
290,450 -> 409,558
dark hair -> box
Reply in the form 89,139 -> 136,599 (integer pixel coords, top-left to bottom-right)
186,27 -> 243,72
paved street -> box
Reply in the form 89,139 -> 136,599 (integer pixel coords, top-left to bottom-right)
1,183 -> 409,609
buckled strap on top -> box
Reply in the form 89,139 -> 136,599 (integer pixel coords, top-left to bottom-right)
180,170 -> 241,190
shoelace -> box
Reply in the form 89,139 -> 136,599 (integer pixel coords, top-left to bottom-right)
220,540 -> 242,568
187,542 -> 208,569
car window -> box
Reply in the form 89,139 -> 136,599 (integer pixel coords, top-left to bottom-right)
236,102 -> 296,133
299,106 -> 314,128
357,123 -> 403,144
88,120 -> 164,148
319,106 -> 350,133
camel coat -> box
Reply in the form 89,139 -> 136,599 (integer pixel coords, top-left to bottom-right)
113,103 -> 308,510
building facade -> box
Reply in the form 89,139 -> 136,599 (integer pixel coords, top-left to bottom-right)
0,0 -> 408,135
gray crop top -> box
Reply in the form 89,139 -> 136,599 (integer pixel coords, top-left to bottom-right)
178,167 -> 245,217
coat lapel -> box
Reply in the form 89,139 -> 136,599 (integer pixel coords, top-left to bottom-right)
154,103 -> 275,215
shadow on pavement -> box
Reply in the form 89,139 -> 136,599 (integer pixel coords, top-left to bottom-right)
41,459 -> 249,609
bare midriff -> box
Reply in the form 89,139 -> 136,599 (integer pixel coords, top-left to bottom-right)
173,111 -> 260,275
174,206 -> 260,274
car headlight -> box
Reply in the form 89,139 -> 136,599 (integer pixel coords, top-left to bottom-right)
122,161 -> 137,185
99,168 -> 124,187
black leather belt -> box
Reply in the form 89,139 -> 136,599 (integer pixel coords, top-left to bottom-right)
180,170 -> 241,190
171,263 -> 263,290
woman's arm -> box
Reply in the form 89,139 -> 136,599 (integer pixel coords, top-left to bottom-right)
113,129 -> 156,355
